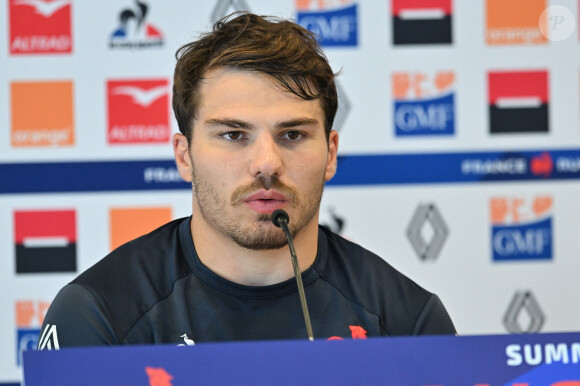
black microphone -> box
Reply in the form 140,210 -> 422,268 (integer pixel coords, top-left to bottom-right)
272,209 -> 314,341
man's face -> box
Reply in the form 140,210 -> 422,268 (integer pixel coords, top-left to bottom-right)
179,68 -> 338,250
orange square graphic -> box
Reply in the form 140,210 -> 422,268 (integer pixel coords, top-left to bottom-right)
11,81 -> 74,147
110,207 -> 172,251
16,300 -> 49,327
486,0 -> 547,45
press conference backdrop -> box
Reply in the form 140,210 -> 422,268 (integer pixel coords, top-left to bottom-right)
2,0 -> 580,383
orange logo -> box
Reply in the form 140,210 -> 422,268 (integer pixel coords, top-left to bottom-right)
11,81 -> 74,147
486,0 -> 547,45
109,207 -> 172,251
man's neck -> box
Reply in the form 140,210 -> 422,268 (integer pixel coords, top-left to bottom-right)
190,216 -> 319,286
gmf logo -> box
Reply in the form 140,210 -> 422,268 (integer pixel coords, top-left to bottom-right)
296,0 -> 358,47
393,71 -> 455,136
16,300 -> 49,365
491,196 -> 553,261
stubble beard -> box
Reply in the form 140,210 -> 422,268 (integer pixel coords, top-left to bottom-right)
191,163 -> 324,251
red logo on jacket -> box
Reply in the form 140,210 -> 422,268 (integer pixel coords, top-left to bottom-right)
327,325 -> 368,340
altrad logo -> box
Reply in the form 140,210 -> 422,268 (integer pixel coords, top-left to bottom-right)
9,0 -> 73,54
107,79 -> 170,144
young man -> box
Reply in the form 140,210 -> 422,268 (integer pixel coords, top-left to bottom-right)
39,13 -> 455,349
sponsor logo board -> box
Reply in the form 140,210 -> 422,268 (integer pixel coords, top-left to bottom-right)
486,0 -> 547,45
491,196 -> 553,261
5,150 -> 580,194
14,209 -> 77,273
296,0 -> 358,47
392,0 -> 452,45
11,81 -> 75,147
407,203 -> 448,260
15,300 -> 49,365
488,71 -> 549,134
110,1 -> 163,49
504,291 -> 545,333
110,207 -> 172,250
211,0 -> 250,23
107,79 -> 170,144
393,71 -> 455,136
9,0 -> 73,54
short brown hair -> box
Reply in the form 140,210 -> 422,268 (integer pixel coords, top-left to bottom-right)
172,13 -> 338,141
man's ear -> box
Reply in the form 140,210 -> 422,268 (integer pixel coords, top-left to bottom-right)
173,133 -> 192,182
324,130 -> 339,182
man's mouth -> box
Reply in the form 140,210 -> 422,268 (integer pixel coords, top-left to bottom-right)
243,191 -> 288,214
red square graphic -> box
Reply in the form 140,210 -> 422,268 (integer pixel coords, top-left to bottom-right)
392,0 -> 453,45
14,209 -> 77,273
107,79 -> 170,144
488,71 -> 549,134
9,0 -> 73,54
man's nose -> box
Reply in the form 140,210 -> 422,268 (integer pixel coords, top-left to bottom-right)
249,134 -> 283,178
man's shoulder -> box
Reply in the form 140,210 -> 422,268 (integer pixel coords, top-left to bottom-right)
69,217 -> 193,339
320,225 -> 413,284
74,217 -> 190,290
319,226 -> 449,335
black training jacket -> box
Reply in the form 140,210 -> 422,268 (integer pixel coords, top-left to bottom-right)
38,217 -> 456,349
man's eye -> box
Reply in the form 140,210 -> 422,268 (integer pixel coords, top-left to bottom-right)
222,131 -> 244,141
284,131 -> 303,141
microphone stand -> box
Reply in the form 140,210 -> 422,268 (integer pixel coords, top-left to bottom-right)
272,209 -> 314,341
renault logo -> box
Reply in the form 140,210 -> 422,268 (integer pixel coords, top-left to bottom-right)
334,81 -> 351,134
406,203 -> 448,261
211,0 -> 251,23
504,291 -> 545,333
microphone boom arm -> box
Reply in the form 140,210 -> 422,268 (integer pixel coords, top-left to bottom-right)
272,210 -> 314,341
